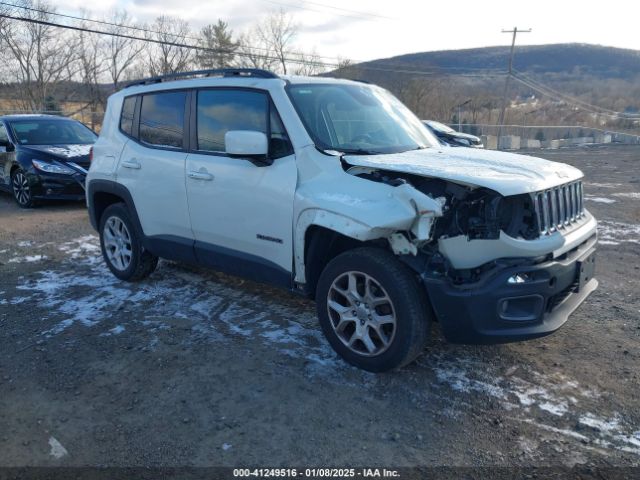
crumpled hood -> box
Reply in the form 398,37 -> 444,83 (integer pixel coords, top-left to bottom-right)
23,144 -> 91,168
343,147 -> 583,196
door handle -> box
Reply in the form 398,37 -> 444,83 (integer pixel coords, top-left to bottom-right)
188,170 -> 214,181
122,160 -> 141,170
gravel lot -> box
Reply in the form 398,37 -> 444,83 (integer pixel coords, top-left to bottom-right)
0,145 -> 638,470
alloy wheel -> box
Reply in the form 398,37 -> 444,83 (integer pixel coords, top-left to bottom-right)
103,216 -> 133,271
12,171 -> 31,206
326,270 -> 397,357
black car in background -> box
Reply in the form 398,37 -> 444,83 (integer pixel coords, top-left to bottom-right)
423,120 -> 484,148
0,115 -> 97,207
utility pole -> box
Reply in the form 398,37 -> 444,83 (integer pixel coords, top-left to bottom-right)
496,27 -> 531,147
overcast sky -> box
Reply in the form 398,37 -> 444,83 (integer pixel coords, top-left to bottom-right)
57,0 -> 640,62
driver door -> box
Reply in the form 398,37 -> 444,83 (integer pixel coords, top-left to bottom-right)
185,88 -> 297,287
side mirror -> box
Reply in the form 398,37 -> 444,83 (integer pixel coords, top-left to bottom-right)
0,141 -> 13,153
225,130 -> 269,161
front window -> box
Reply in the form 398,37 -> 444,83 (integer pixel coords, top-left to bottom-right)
10,119 -> 96,145
288,83 -> 439,154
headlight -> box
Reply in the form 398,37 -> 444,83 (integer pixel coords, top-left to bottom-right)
32,159 -> 75,175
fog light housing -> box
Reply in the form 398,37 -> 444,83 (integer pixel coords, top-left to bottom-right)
498,295 -> 544,322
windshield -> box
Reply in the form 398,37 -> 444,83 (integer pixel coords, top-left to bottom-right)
9,119 -> 97,146
426,120 -> 455,133
288,83 -> 439,154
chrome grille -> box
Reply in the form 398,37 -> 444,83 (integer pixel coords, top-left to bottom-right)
534,181 -> 584,235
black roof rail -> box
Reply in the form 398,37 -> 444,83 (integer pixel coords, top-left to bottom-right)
124,68 -> 279,88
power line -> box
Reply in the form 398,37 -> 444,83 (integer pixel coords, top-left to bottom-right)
288,0 -> 396,20
0,12 -> 509,81
0,0 -> 331,62
0,1 -> 508,76
511,73 -> 639,120
497,27 -> 531,141
512,69 -> 640,118
260,0 -> 395,21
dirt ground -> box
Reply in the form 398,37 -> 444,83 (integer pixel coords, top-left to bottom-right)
0,145 -> 638,471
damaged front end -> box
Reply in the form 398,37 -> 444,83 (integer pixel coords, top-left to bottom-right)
340,162 -> 598,344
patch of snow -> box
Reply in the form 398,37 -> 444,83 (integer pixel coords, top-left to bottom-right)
612,192 -> 640,200
48,436 -> 68,459
585,182 -> 622,188
8,255 -> 47,263
598,221 -> 640,245
17,241 -> 33,247
585,196 -> 616,204
222,443 -> 232,451
110,325 -> 125,335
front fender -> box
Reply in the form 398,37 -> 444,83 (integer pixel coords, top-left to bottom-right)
293,181 -> 443,284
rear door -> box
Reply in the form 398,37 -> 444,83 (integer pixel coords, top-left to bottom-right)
185,88 -> 297,286
116,91 -> 193,243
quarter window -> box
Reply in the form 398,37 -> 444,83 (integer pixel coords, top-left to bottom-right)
197,90 -> 268,152
0,123 -> 9,144
139,91 -> 186,149
120,96 -> 136,136
269,104 -> 293,159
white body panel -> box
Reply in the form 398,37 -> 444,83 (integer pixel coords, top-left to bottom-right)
344,147 -> 584,197
116,140 -> 192,239
88,74 -> 597,281
185,151 -> 297,272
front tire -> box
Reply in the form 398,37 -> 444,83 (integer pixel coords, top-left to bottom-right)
316,247 -> 430,372
11,168 -> 34,208
99,203 -> 158,281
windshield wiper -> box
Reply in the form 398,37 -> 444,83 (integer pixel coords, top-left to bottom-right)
339,148 -> 382,155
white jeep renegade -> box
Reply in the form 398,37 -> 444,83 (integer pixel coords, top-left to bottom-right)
87,68 -> 598,372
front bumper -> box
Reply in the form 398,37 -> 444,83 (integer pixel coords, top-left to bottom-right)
424,234 -> 598,344
28,170 -> 86,201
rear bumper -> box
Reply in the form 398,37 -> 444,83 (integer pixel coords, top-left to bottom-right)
424,235 -> 597,344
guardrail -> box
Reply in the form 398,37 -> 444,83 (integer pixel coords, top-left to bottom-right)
448,124 -> 640,150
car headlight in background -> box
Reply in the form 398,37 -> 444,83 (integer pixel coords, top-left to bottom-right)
32,159 -> 75,175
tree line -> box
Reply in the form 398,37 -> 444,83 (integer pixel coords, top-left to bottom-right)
0,0 -> 338,125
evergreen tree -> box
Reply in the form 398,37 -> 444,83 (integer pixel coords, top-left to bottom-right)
196,20 -> 238,69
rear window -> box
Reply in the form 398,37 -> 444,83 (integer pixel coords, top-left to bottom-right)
139,91 -> 186,149
120,96 -> 136,135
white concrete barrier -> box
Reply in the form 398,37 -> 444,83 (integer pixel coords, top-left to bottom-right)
481,135 -> 498,150
498,135 -> 520,150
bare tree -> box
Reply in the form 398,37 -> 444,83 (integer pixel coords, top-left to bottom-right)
235,29 -> 278,71
256,10 -> 297,74
104,10 -> 147,89
146,15 -> 193,76
76,16 -> 108,128
0,0 -> 80,112
196,20 -> 238,69
293,48 -> 325,76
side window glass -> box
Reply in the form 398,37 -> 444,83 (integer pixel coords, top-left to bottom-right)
197,90 -> 267,152
269,105 -> 293,159
139,91 -> 186,149
120,96 -> 136,136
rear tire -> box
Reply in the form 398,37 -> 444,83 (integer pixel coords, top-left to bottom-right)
316,247 -> 431,372
99,203 -> 158,281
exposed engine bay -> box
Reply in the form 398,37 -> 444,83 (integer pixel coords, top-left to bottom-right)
349,167 -> 539,242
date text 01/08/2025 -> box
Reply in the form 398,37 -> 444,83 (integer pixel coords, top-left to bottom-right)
232,468 -> 400,478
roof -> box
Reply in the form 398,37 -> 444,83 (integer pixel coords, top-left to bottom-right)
0,114 -> 71,121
